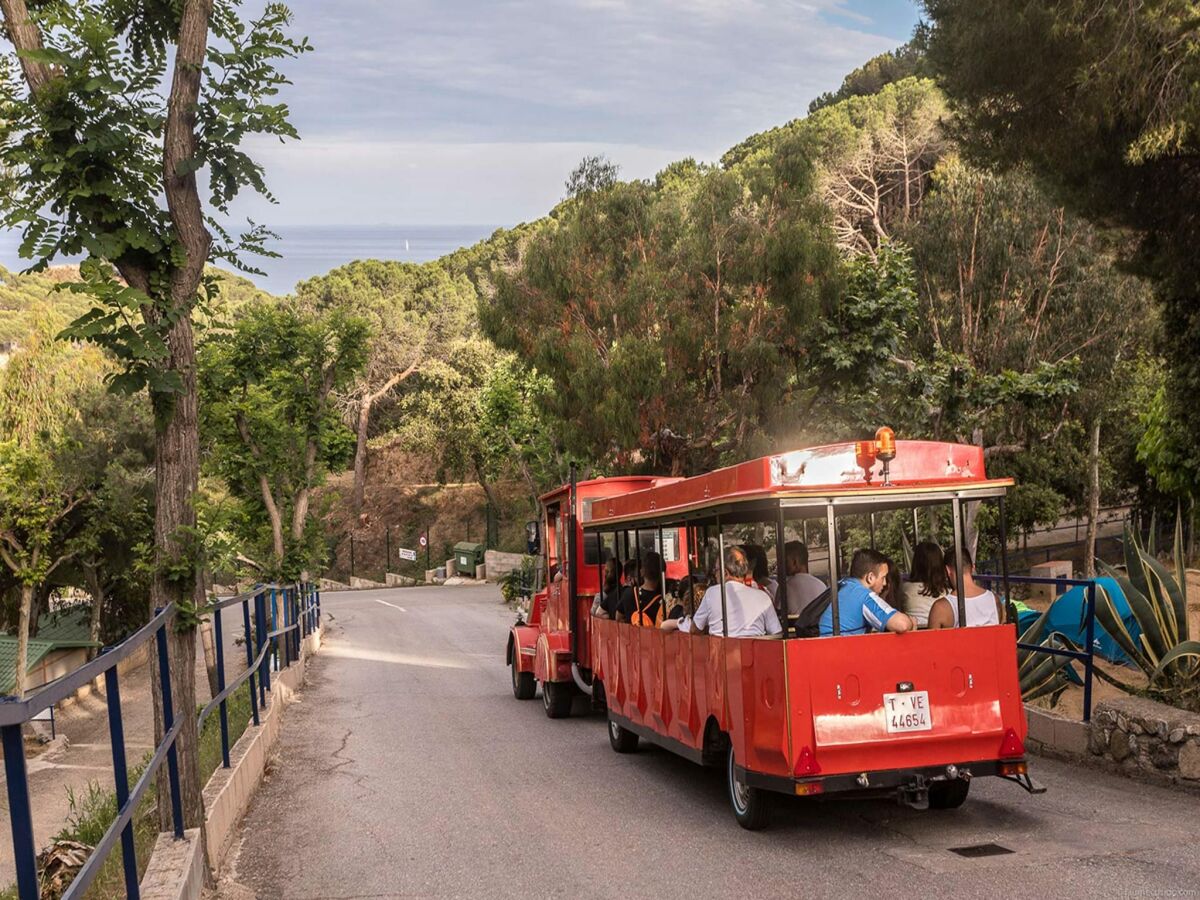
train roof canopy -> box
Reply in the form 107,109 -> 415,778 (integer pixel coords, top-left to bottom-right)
583,440 -> 1012,528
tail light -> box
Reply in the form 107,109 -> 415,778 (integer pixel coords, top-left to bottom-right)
796,745 -> 821,776
999,727 -> 1025,758
999,760 -> 1027,777
795,781 -> 824,796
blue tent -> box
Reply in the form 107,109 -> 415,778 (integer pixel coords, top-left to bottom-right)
1045,576 -> 1141,666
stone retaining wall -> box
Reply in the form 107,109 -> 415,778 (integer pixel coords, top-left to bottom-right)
1087,696 -> 1200,786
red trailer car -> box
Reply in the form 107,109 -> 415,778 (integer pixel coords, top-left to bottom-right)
509,435 -> 1043,828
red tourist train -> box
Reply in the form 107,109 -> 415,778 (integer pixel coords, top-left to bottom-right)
506,434 -> 1041,827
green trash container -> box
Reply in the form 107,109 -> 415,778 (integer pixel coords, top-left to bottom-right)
454,541 -> 485,578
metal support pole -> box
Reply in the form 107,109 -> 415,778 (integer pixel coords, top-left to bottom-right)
912,508 -> 920,543
214,608 -> 230,768
155,624 -> 185,838
775,507 -> 788,638
1083,582 -> 1097,722
255,590 -> 271,696
242,599 -> 259,727
2,721 -> 38,899
999,496 -> 1012,624
350,533 -> 355,579
951,499 -> 967,628
717,520 -> 728,637
270,587 -> 279,671
869,512 -> 876,550
385,529 -> 391,576
826,503 -> 840,636
103,667 -> 140,899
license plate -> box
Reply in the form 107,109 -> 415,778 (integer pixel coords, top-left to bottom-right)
883,690 -> 932,733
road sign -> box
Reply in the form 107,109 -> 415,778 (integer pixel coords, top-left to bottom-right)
398,548 -> 418,562
419,535 -> 427,548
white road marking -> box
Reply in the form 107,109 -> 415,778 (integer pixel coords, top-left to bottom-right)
373,598 -> 408,612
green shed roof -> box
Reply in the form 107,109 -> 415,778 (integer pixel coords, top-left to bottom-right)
0,638 -> 58,695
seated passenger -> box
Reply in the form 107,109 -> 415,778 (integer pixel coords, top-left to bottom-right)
818,549 -> 913,636
662,546 -> 782,638
742,544 -> 777,600
621,550 -> 664,627
899,541 -> 948,628
614,559 -> 639,623
880,554 -> 902,608
781,541 -> 826,617
591,558 -> 621,618
927,548 -> 1000,629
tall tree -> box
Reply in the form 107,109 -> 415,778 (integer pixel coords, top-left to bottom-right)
199,301 -> 369,577
923,0 -> 1200,493
0,0 -> 307,832
296,260 -> 476,515
487,142 -> 839,475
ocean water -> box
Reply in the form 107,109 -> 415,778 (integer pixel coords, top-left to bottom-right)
0,223 -> 501,296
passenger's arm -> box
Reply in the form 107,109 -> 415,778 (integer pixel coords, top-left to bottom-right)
885,611 -> 914,633
926,598 -> 953,630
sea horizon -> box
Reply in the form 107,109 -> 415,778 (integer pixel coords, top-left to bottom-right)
0,223 -> 503,296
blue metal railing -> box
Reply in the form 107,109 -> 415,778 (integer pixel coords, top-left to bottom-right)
977,573 -> 1097,722
1,581 -> 321,900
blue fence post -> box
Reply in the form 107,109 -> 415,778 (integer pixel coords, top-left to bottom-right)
243,597 -> 260,725
294,586 -> 302,657
214,607 -> 230,768
154,623 -> 185,839
256,589 -> 271,696
280,586 -> 291,668
269,587 -> 279,672
103,667 -> 141,899
2,718 -> 39,899
1083,581 -> 1097,722
316,585 -> 321,629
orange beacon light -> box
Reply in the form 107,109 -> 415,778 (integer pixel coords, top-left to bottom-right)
875,426 -> 897,485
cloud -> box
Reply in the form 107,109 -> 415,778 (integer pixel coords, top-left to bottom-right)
231,0 -> 919,225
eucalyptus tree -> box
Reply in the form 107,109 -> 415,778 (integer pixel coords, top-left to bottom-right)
0,0 -> 307,831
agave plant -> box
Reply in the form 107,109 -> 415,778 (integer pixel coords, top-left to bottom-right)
1016,605 -> 1079,704
1096,516 -> 1200,709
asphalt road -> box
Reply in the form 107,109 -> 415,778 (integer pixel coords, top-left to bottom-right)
225,585 -> 1200,900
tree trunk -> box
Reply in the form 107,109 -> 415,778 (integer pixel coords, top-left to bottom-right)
351,395 -> 372,515
1084,418 -> 1102,579
83,564 -> 104,659
149,312 -> 206,835
14,583 -> 32,698
199,616 -> 219,699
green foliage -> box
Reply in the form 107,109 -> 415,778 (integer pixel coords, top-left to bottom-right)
198,299 -> 370,577
486,139 -> 840,475
925,0 -> 1200,497
0,0 -> 308,400
1098,521 -> 1200,710
499,556 -> 536,603
807,25 -> 931,114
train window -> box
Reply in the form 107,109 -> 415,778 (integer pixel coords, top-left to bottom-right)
583,532 -> 601,565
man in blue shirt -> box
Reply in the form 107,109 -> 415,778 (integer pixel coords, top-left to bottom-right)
820,549 -> 914,636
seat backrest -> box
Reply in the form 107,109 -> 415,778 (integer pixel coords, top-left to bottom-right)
794,587 -> 833,637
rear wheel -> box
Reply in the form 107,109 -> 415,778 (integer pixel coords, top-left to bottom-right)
928,778 -> 970,809
607,716 -> 639,753
541,680 -> 574,718
511,657 -> 535,700
727,745 -> 771,830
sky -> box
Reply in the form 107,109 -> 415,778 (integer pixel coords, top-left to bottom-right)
234,0 -> 922,228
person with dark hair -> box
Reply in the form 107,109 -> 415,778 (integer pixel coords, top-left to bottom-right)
614,558 -> 640,623
741,544 -> 777,600
591,557 -> 621,619
621,550 -> 664,626
927,547 -> 1000,629
782,541 -> 825,616
662,545 -> 781,637
880,555 -> 902,608
818,548 -> 913,636
900,541 -> 949,627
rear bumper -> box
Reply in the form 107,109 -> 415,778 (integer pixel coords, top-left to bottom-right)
738,758 -> 1026,797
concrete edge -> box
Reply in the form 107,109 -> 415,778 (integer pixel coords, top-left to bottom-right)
138,625 -> 323,897
139,828 -> 204,900
1024,702 -> 1200,795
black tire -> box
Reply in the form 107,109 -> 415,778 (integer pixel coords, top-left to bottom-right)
607,716 -> 639,753
542,680 -> 574,718
727,745 -> 771,830
511,658 -> 535,700
928,778 -> 970,810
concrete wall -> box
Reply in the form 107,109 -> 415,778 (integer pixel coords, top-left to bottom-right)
140,624 -> 323,897
483,549 -> 529,580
